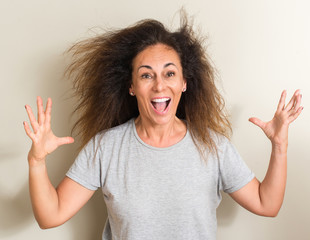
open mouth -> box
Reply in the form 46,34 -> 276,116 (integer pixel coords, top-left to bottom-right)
151,97 -> 171,113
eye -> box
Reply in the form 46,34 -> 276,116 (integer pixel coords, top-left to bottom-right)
141,73 -> 152,79
166,71 -> 175,77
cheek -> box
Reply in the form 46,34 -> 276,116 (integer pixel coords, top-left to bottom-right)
135,89 -> 150,107
173,80 -> 186,92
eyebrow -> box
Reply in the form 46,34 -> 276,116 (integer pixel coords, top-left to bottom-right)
138,65 -> 152,71
137,62 -> 177,71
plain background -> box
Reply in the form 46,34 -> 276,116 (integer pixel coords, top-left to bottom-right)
1,0 -> 309,239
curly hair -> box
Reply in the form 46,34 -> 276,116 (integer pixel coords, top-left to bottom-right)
66,14 -> 231,156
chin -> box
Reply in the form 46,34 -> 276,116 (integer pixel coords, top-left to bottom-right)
149,113 -> 177,126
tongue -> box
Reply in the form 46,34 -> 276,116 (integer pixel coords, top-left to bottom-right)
153,102 -> 167,112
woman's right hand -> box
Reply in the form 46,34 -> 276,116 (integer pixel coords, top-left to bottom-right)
24,96 -> 74,164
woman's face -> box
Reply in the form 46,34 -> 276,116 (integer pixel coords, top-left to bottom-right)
130,43 -> 186,126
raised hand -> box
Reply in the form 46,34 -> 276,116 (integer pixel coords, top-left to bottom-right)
24,96 -> 74,163
249,90 -> 303,148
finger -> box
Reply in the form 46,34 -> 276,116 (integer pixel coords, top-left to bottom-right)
23,121 -> 36,140
249,117 -> 266,129
276,90 -> 287,112
285,89 -> 300,111
25,104 -> 39,133
37,96 -> 45,125
288,106 -> 303,123
57,137 -> 75,147
45,98 -> 52,125
289,92 -> 302,114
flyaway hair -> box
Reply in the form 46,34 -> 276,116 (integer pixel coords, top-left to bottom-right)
66,12 -> 231,158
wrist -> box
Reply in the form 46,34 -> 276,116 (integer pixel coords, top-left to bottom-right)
271,142 -> 288,155
28,154 -> 46,167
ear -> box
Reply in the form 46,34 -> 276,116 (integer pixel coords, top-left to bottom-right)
182,78 -> 187,90
129,84 -> 135,96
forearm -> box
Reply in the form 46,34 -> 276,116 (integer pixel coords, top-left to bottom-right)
28,157 -> 61,228
259,143 -> 287,216
232,90 -> 302,217
24,97 -> 80,228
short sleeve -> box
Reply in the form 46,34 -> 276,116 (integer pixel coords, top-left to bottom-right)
218,138 -> 255,193
66,137 -> 102,191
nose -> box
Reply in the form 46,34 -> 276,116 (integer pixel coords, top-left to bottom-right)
152,76 -> 165,92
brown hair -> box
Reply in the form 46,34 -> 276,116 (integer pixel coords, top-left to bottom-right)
66,14 -> 231,156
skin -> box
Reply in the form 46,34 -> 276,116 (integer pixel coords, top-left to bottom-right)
129,44 -> 187,147
24,43 -> 303,228
24,98 -> 94,228
231,89 -> 303,216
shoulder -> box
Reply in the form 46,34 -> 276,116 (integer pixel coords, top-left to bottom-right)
77,119 -> 135,162
91,118 -> 134,148
207,129 -> 230,150
99,118 -> 134,138
201,130 -> 238,162
209,131 -> 242,165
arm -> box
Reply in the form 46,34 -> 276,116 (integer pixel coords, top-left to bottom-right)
24,96 -> 95,228
230,90 -> 303,217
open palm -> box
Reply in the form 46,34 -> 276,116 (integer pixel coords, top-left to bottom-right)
249,90 -> 303,147
24,96 -> 74,161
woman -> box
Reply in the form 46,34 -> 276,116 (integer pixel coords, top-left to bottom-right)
24,17 -> 303,239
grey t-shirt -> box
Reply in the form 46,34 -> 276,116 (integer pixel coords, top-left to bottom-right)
66,118 -> 254,240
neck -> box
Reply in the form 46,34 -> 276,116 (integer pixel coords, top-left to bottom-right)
135,116 -> 187,148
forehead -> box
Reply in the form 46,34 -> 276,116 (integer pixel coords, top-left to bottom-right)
132,44 -> 181,69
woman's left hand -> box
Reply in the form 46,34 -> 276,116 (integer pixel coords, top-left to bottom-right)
231,90 -> 303,216
249,90 -> 303,148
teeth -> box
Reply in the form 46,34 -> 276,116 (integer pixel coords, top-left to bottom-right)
151,98 -> 170,103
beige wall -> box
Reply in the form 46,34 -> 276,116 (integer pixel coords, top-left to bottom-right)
1,0 -> 309,239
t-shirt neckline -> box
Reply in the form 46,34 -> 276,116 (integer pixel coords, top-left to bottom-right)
131,118 -> 189,151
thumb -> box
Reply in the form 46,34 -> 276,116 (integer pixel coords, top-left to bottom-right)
249,117 -> 265,129
57,136 -> 75,147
